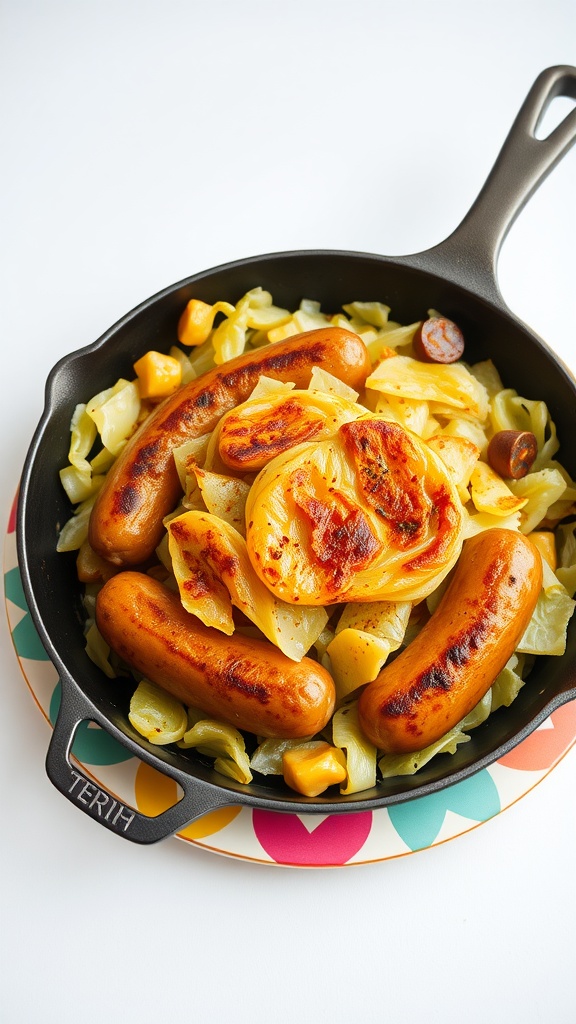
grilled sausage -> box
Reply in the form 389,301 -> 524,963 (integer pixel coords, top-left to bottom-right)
413,317 -> 465,363
95,571 -> 336,739
89,327 -> 371,567
358,529 -> 542,753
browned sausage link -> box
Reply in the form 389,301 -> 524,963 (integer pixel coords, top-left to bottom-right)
95,572 -> 336,739
89,327 -> 371,566
358,529 -> 542,753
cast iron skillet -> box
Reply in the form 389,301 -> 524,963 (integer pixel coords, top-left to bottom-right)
17,66 -> 576,844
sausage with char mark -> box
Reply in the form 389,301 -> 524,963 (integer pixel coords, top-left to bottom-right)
358,529 -> 542,753
96,571 -> 336,739
89,327 -> 371,566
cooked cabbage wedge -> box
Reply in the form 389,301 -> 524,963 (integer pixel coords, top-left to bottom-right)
375,393 -> 432,437
191,467 -> 251,535
246,416 -> 465,605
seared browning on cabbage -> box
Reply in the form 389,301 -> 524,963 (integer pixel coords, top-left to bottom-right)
58,290 -> 576,797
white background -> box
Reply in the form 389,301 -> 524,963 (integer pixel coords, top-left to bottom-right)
1,2 -> 575,1022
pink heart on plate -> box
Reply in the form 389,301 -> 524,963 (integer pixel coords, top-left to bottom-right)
498,702 -> 576,772
252,809 -> 373,866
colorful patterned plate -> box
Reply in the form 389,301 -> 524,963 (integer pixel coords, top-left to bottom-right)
6,492 -> 576,867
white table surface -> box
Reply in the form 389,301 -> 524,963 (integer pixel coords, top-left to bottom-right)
1,2 -> 575,1022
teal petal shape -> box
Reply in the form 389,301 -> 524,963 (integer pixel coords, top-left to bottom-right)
49,682 -> 133,766
4,566 -> 29,611
5,566 -> 49,660
388,770 -> 501,851
12,615 -> 50,661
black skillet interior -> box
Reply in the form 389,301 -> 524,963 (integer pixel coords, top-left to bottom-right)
19,250 -> 576,807
16,66 -> 576,841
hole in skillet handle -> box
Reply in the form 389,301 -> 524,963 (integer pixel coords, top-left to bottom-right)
535,94 -> 576,141
46,671 -> 242,844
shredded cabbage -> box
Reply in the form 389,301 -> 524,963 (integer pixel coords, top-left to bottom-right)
178,712 -> 252,784
57,291 -> 576,792
332,701 -> 377,794
129,679 -> 188,745
518,561 -> 576,656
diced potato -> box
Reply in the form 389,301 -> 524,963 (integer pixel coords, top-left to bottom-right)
327,628 -> 393,700
134,350 -> 182,399
282,742 -> 347,797
326,600 -> 411,697
178,298 -> 234,347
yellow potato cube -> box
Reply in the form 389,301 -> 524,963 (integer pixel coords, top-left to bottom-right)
134,350 -> 182,399
326,628 -> 393,701
282,743 -> 347,798
177,299 -> 215,347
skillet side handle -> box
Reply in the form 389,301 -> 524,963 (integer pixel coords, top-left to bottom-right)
423,65 -> 576,302
46,672 -> 238,845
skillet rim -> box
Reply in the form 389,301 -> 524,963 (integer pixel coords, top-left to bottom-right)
16,246 -> 576,831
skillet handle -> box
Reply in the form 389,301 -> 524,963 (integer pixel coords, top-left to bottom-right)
46,671 -> 239,844
419,65 -> 576,302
